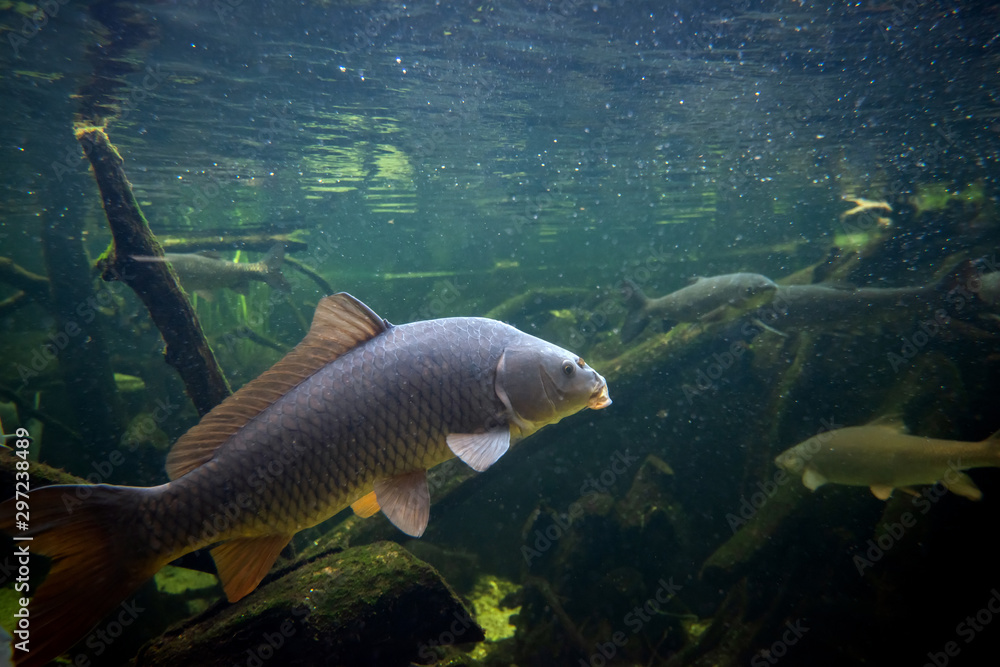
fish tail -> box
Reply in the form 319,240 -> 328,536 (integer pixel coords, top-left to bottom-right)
620,279 -> 651,343
261,244 -> 291,292
0,484 -> 165,667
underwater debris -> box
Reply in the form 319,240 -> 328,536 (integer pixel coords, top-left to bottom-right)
839,195 -> 892,221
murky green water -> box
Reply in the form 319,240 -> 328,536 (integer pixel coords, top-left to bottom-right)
2,1 -> 999,666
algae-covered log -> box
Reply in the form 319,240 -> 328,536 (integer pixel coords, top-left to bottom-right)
0,449 -> 89,490
134,542 -> 485,667
484,286 -> 594,321
75,125 -> 231,416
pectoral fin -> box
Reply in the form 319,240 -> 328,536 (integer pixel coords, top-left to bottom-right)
374,470 -> 430,537
751,317 -> 788,337
801,467 -> 828,491
447,428 -> 511,472
351,490 -> 380,518
941,470 -> 983,501
869,484 -> 894,500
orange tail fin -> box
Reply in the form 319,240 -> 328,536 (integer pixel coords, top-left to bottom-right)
1,484 -> 164,667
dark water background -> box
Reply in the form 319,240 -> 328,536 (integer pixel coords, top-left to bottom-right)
2,1 -> 1000,665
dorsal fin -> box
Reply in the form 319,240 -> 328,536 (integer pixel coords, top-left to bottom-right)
165,293 -> 389,480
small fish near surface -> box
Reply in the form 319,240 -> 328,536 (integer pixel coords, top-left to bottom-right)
131,244 -> 290,298
0,293 -> 611,667
620,273 -> 778,343
775,422 -> 1000,501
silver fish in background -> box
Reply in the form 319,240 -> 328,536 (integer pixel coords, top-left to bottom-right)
754,282 -> 940,334
775,423 -> 1000,500
621,273 -> 779,342
131,244 -> 290,296
0,293 -> 610,667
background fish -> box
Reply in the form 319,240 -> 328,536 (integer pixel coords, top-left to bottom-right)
131,244 -> 290,296
620,273 -> 778,342
775,423 -> 1000,500
755,282 -> 940,333
0,293 -> 610,667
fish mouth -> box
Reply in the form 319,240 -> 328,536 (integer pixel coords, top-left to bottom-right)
588,382 -> 612,410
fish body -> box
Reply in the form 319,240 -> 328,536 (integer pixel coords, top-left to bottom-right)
757,283 -> 936,332
775,424 -> 1000,501
132,244 -> 290,294
0,294 -> 610,667
621,273 -> 778,342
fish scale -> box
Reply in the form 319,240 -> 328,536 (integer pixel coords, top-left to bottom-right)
135,318 -> 516,557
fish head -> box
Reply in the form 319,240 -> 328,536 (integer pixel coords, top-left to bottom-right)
730,274 -> 778,309
496,342 -> 611,437
774,445 -> 808,474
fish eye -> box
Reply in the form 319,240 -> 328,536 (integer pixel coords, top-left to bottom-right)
562,361 -> 576,376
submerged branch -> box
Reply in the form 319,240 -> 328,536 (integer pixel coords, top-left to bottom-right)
0,257 -> 50,303
75,125 -> 231,416
284,255 -> 336,295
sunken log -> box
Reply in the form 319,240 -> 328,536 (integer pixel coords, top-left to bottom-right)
75,125 -> 231,416
134,541 -> 485,667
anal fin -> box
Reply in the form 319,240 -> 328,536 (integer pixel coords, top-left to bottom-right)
211,534 -> 292,602
351,490 -> 380,518
941,470 -> 983,501
869,484 -> 894,500
374,470 -> 430,537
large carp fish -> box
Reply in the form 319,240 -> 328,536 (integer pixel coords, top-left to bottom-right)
0,293 -> 611,667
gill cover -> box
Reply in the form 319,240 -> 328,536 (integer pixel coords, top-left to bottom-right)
495,345 -> 603,437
